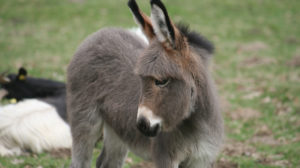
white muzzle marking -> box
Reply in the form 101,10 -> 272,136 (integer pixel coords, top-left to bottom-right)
137,105 -> 162,127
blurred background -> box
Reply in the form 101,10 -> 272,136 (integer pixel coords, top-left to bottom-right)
0,0 -> 299,167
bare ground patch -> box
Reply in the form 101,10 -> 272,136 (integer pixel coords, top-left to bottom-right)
50,148 -> 71,159
221,138 -> 292,167
286,55 -> 300,67
250,125 -> 282,146
240,56 -> 276,68
257,157 -> 292,167
222,139 -> 259,159
226,107 -> 261,121
215,158 -> 238,168
237,41 -> 268,53
129,159 -> 240,168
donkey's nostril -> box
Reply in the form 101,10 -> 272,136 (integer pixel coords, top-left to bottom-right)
136,117 -> 160,137
137,117 -> 149,132
151,123 -> 160,134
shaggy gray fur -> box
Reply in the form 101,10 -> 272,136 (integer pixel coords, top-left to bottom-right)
67,2 -> 223,168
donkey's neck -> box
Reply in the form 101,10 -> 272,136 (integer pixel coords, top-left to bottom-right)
190,55 -> 214,118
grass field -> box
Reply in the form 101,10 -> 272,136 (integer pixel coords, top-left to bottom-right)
0,0 -> 300,167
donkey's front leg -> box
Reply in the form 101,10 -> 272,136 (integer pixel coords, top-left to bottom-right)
152,145 -> 179,168
153,155 -> 179,168
96,125 -> 128,168
69,110 -> 102,168
187,159 -> 214,168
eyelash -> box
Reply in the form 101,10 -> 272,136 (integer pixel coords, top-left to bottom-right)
154,78 -> 170,87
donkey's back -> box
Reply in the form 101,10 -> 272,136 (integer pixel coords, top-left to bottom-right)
68,28 -> 146,87
67,29 -> 147,167
67,28 -> 146,122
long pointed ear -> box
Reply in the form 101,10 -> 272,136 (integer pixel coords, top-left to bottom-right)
128,0 -> 155,40
150,0 -> 178,49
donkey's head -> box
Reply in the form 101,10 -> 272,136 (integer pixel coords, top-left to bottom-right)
129,0 -> 212,137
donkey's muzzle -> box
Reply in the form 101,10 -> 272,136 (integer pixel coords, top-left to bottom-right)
136,116 -> 160,137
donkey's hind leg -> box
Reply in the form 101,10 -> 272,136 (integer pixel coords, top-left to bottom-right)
96,124 -> 128,168
69,108 -> 103,168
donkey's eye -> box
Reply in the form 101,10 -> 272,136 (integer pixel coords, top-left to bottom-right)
154,78 -> 170,87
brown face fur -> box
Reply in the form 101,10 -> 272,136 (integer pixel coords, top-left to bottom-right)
130,0 -> 213,136
136,37 -> 198,131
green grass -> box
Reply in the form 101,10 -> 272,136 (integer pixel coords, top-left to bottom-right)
1,0 -> 300,167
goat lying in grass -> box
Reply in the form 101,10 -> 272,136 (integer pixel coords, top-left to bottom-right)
0,68 -> 71,156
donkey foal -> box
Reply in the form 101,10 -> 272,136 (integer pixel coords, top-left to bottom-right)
67,0 -> 223,167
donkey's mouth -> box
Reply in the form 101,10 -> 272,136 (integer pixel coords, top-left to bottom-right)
136,116 -> 161,137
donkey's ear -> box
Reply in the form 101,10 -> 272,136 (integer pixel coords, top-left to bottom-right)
128,0 -> 155,40
17,67 -> 27,81
150,0 -> 176,48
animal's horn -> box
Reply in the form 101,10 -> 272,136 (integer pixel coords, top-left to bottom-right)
0,72 -> 10,84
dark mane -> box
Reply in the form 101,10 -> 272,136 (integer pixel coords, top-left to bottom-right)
176,23 -> 214,54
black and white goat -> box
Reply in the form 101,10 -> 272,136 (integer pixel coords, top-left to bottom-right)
0,68 -> 71,156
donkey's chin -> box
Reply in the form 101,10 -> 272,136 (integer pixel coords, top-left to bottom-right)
139,126 -> 160,137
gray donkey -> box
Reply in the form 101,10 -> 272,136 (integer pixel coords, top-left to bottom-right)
67,0 -> 223,167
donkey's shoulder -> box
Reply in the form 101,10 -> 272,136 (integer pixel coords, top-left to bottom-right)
92,28 -> 146,45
